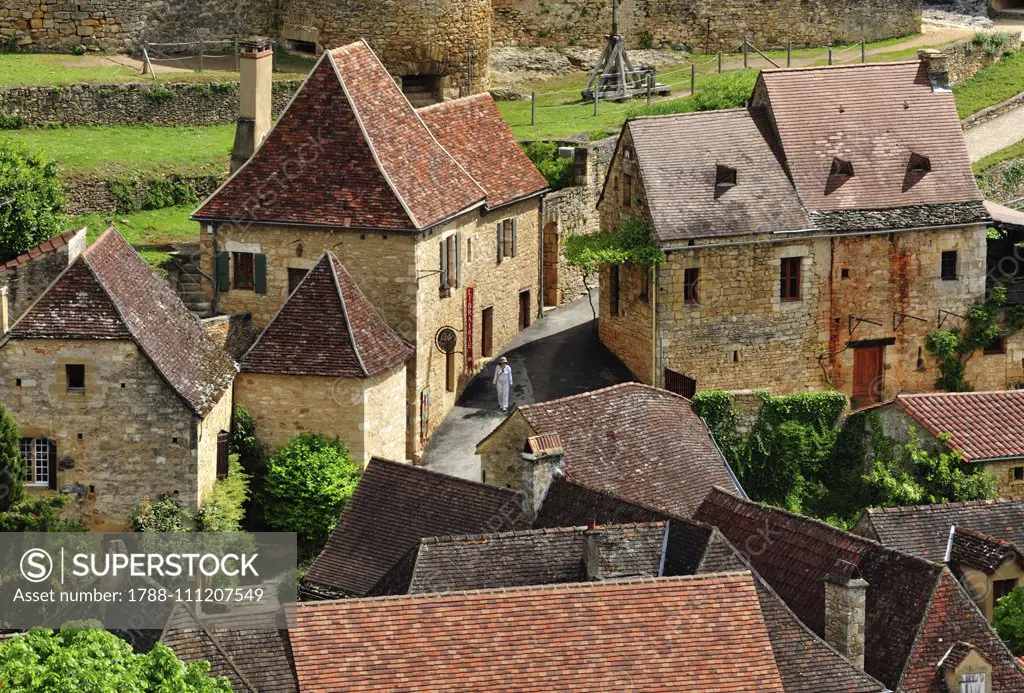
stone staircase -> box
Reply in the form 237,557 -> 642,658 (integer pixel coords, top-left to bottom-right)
165,248 -> 212,318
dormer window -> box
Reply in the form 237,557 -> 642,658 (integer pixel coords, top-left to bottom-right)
908,153 -> 931,174
715,165 -> 737,197
830,157 -> 854,178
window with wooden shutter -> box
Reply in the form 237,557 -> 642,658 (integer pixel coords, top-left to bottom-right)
254,253 -> 267,294
447,235 -> 458,289
215,251 -> 230,292
780,257 -> 801,302
499,219 -> 515,260
216,430 -> 230,480
440,238 -> 449,290
510,219 -> 517,258
497,222 -> 505,262
233,252 -> 255,291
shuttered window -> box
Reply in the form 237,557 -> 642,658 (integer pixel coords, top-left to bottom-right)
439,234 -> 461,294
780,257 -> 801,302
497,219 -> 516,262
233,252 -> 255,290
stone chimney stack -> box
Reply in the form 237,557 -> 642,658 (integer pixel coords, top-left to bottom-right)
1,285 -> 9,336
231,36 -> 274,174
824,560 -> 869,670
518,436 -> 565,518
918,49 -> 951,92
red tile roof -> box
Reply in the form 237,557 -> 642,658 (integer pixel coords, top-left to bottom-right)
303,458 -> 529,598
0,228 -> 82,271
194,41 -> 485,230
895,390 -> 1024,462
291,573 -> 788,693
419,93 -> 548,209
695,488 -> 1024,691
499,383 -> 742,517
756,62 -> 983,213
7,228 -> 237,415
241,252 -> 412,378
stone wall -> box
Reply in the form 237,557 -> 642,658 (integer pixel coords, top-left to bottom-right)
64,174 -> 223,215
941,32 -> 1021,86
492,0 -> 920,50
478,411 -> 536,489
0,338 -> 205,530
976,159 -> 1024,202
0,227 -> 85,323
0,80 -> 300,128
0,0 -> 281,53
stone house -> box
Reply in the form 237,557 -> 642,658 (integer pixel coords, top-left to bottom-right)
234,251 -> 413,462
853,499 -> 1024,621
697,488 -> 1024,691
597,58 -> 1008,408
0,228 -> 86,327
0,228 -> 237,530
476,382 -> 744,517
192,40 -> 547,459
870,390 -> 1024,497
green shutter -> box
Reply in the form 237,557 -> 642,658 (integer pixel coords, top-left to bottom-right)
254,254 -> 268,294
215,251 -> 230,292
439,239 -> 448,289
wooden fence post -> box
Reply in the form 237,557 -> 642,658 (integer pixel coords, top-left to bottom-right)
718,50 -> 722,73
828,46 -> 832,65
861,39 -> 866,63
234,38 -> 240,71
531,91 -> 536,126
594,87 -> 599,116
787,41 -> 792,67
690,63 -> 695,95
646,69 -> 652,105
198,39 -> 204,72
743,40 -> 748,69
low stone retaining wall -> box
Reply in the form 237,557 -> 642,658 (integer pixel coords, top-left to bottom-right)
64,173 -> 224,215
942,32 -> 1020,86
0,79 -> 301,128
963,90 -> 1024,131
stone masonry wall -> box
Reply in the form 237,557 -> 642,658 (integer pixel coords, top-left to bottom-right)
492,0 -> 920,50
0,227 -> 84,323
942,32 -> 1021,87
64,174 -> 222,215
195,386 -> 231,506
0,80 -> 300,128
0,338 -> 201,530
478,411 -> 535,489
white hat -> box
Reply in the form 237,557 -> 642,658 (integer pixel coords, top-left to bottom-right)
499,356 -> 508,363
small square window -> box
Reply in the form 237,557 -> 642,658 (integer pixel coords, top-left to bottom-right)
66,364 -> 85,392
1014,466 -> 1024,481
941,251 -> 958,281
287,267 -> 309,294
841,268 -> 850,279
684,268 -> 700,305
984,336 -> 1006,355
15,378 -> 21,387
994,578 -> 1018,603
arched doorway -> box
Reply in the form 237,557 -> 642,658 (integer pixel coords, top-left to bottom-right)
543,221 -> 560,307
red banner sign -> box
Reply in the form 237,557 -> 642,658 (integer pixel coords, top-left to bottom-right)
465,286 -> 474,371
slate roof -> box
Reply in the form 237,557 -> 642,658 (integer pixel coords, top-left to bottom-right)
303,458 -> 529,597
290,573 -> 788,693
854,498 -> 1024,561
401,522 -> 667,594
895,390 -> 1024,461
695,488 -> 1024,691
240,252 -> 412,377
622,109 -> 812,242
947,525 -> 1024,574
194,40 -> 485,230
419,93 -> 548,209
756,62 -> 983,214
498,382 -> 741,517
0,228 -> 82,271
5,228 -> 236,415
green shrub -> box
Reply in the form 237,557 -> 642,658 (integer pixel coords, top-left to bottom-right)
637,30 -> 653,50
994,587 -> 1024,655
0,403 -> 24,512
522,141 -> 576,190
195,455 -> 250,532
260,433 -> 360,552
129,494 -> 188,532
107,177 -> 199,214
143,85 -> 174,104
0,142 -> 66,264
1004,159 -> 1024,187
0,496 -> 85,532
0,113 -> 25,130
70,44 -> 86,56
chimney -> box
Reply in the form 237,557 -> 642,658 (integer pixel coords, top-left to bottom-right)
518,442 -> 565,519
824,560 -> 869,670
918,49 -> 951,93
231,36 -> 274,174
583,527 -> 608,581
1,285 -> 9,335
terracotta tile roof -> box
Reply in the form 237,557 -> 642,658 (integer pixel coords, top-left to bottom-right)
895,390 -> 1024,462
696,488 -> 1024,691
303,458 -> 529,598
623,108 -> 812,241
696,530 -> 887,693
7,228 -> 236,415
419,93 -> 548,209
856,498 -> 1024,561
241,252 -> 411,378
401,522 -> 668,594
290,574 -> 788,693
0,229 -> 82,271
947,525 -> 1023,574
509,383 -> 741,517
757,62 -> 983,214
194,40 -> 485,230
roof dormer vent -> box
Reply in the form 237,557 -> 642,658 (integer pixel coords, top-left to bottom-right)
830,157 -> 854,178
908,153 -> 931,174
715,164 -> 737,198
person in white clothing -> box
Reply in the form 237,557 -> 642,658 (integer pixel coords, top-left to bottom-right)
493,356 -> 513,412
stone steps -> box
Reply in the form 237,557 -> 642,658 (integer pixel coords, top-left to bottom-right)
164,251 -> 213,319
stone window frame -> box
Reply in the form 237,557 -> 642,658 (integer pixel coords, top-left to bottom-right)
1014,465 -> 1024,483
233,251 -> 256,291
780,256 -> 802,302
941,250 -> 959,281
683,267 -> 700,305
65,363 -> 85,393
497,219 -> 517,262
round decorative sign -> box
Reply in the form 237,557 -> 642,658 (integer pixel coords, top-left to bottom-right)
435,326 -> 458,354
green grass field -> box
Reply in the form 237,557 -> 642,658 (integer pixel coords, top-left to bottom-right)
974,138 -> 1024,175
72,204 -> 199,266
0,124 -> 233,178
954,50 -> 1024,119
0,53 -> 310,88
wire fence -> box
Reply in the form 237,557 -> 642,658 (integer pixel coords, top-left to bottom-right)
140,37 -> 280,78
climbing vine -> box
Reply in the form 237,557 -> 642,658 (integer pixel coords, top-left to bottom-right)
926,282 -> 1024,392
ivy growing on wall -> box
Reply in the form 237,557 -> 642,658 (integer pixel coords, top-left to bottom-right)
107,176 -> 200,214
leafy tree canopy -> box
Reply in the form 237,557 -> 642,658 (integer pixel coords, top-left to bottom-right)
995,587 -> 1024,656
0,143 -> 66,264
0,402 -> 24,511
563,216 -> 664,275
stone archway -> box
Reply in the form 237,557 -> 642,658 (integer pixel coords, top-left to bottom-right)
543,221 -> 560,307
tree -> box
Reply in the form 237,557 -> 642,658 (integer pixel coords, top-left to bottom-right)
0,496 -> 85,532
195,455 -> 250,532
229,405 -> 267,529
260,434 -> 360,552
129,494 -> 188,532
0,403 -> 24,512
994,587 -> 1024,656
0,627 -> 231,692
0,143 -> 66,263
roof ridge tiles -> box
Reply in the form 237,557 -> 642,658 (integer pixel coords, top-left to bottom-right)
760,59 -> 920,75
367,456 -> 523,496
517,381 -> 685,413
871,498 -> 1021,514
417,520 -> 669,546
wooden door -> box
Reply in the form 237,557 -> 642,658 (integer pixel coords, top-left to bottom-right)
519,290 -> 531,330
852,346 -> 884,408
482,307 -> 494,358
664,368 -> 697,399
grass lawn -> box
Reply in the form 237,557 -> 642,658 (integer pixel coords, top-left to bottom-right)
0,124 -> 233,178
72,204 -> 198,266
0,53 -> 311,88
954,50 -> 1024,119
973,138 -> 1024,175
